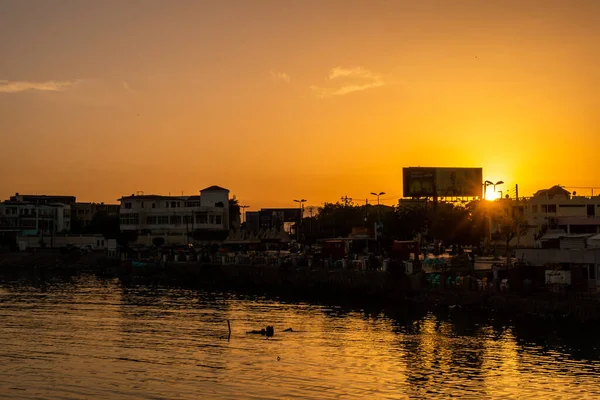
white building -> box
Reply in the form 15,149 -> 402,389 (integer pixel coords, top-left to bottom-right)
516,233 -> 600,291
118,185 -> 230,244
527,186 -> 600,235
487,185 -> 600,248
0,200 -> 71,236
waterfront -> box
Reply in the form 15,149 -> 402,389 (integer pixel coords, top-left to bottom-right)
1,277 -> 600,399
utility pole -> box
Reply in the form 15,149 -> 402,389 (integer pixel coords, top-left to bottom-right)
365,198 -> 369,254
293,199 -> 307,243
307,206 -> 314,235
515,184 -> 519,201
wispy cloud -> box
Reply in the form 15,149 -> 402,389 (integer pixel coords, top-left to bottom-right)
0,80 -> 81,93
270,70 -> 291,83
311,67 -> 385,98
122,81 -> 134,93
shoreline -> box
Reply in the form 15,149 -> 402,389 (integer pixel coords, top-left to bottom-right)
2,252 -> 600,324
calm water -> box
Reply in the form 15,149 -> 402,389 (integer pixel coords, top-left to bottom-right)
1,276 -> 600,399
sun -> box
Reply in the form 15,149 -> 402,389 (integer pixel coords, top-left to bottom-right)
485,190 -> 501,201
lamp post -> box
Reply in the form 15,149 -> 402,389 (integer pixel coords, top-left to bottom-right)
293,199 -> 306,242
493,181 -> 504,193
370,192 -> 385,255
370,192 -> 385,221
483,180 -> 504,199
483,181 -> 493,199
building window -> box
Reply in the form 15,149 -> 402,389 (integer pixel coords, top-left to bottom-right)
120,213 -> 139,225
171,202 -> 177,208
547,205 -> 557,213
196,214 -> 207,224
146,216 -> 157,224
184,215 -> 193,224
158,216 -> 169,224
141,202 -> 144,208
209,215 -> 215,224
532,205 -> 538,213
170,215 -> 182,225
166,202 -> 169,208
124,202 -> 132,209
215,215 -> 222,225
152,203 -> 156,209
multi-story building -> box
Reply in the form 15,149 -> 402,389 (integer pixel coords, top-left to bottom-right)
9,193 -> 76,206
487,185 -> 600,248
527,186 -> 600,235
118,185 -> 230,243
0,198 -> 71,236
72,202 -> 120,228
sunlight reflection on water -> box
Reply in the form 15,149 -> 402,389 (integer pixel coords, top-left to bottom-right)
1,275 -> 599,399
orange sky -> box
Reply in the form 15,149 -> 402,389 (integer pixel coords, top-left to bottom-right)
1,0 -> 599,209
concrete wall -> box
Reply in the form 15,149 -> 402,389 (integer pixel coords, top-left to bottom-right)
17,234 -> 108,250
516,248 -> 600,265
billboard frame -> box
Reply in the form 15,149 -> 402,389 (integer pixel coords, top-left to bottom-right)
402,167 -> 483,199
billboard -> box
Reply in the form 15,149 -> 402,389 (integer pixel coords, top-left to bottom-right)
403,168 -> 436,197
403,167 -> 483,198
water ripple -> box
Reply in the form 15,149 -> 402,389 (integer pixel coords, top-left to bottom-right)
1,277 -> 600,399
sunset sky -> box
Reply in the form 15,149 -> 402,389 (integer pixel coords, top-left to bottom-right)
2,0 -> 599,209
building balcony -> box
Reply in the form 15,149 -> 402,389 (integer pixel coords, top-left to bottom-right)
557,216 -> 600,226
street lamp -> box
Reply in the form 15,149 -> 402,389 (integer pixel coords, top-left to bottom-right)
493,181 -> 504,193
483,180 -> 504,199
370,192 -> 385,255
370,192 -> 385,222
293,199 -> 307,242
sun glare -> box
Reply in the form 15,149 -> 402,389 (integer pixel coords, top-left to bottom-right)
485,191 -> 501,201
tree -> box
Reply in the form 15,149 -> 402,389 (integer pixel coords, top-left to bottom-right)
382,205 -> 429,241
316,201 -> 364,238
228,197 -> 241,230
497,214 -> 529,262
87,212 -> 120,238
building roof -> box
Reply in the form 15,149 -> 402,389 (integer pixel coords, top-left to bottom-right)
118,194 -> 208,201
538,230 -> 567,240
1,200 -> 67,207
200,185 -> 229,192
539,231 -> 592,241
534,185 -> 571,198
118,195 -> 169,201
12,194 -> 76,199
